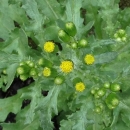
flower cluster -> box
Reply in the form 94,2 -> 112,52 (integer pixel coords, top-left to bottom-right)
43,41 -> 55,53
43,67 -> 51,77
75,82 -> 85,92
84,54 -> 95,65
60,60 -> 74,73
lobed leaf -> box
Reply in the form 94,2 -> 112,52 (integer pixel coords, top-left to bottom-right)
0,93 -> 22,122
0,0 -> 15,40
22,0 -> 43,31
36,0 -> 63,21
95,52 -> 117,64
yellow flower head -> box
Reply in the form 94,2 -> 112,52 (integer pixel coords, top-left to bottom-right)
43,41 -> 55,53
75,82 -> 85,92
43,67 -> 51,77
84,54 -> 95,65
60,60 -> 73,73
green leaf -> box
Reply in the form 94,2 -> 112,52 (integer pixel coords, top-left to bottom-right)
17,29 -> 29,58
0,51 -> 20,69
110,107 -> 121,127
60,120 -> 75,130
40,109 -> 54,130
4,63 -> 19,91
60,104 -> 94,130
1,112 -> 40,130
2,28 -> 30,58
38,86 -> 61,130
91,39 -> 116,49
0,93 -> 22,122
36,0 -> 63,21
0,0 -> 15,40
100,58 -> 129,75
9,3 -> 29,25
20,81 -> 42,124
119,100 -> 130,128
42,26 -> 59,41
79,21 -> 95,38
22,0 -> 43,31
95,52 -> 117,64
65,0 -> 83,31
110,120 -> 129,130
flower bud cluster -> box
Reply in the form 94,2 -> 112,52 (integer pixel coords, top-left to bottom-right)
91,82 -> 120,113
16,60 -> 38,81
114,29 -> 127,42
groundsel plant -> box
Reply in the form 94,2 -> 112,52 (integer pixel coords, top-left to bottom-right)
0,0 -> 130,130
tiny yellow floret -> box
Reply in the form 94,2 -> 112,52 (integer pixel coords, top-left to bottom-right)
43,67 -> 51,77
75,82 -> 85,92
60,60 -> 73,73
84,54 -> 95,65
43,41 -> 55,53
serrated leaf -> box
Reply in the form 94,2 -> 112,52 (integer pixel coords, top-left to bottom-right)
119,101 -> 130,128
1,112 -> 40,130
2,28 -> 30,58
43,26 -> 59,41
111,120 -> 129,130
60,104 -> 94,130
56,19 -> 66,29
79,21 -> 95,38
65,0 -> 85,39
100,58 -> 130,74
60,120 -> 75,130
17,29 -> 29,58
38,86 -> 61,130
83,0 -> 118,9
9,4 -> 29,25
110,107 -> 121,127
65,0 -> 83,30
91,39 -> 116,49
0,51 -> 20,69
20,82 -> 42,124
4,63 -> 19,91
39,86 -> 61,115
40,109 -> 54,130
22,0 -> 43,31
0,0 -> 15,40
0,93 -> 22,122
36,0 -> 63,21
95,52 -> 117,64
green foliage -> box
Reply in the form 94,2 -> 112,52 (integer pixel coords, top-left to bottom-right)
0,0 -> 130,130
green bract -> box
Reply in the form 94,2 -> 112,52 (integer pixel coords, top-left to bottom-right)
38,58 -> 52,68
16,65 -> 29,75
54,76 -> 64,85
78,39 -> 88,48
58,29 -> 71,42
65,22 -> 77,37
105,93 -> 119,109
70,42 -> 78,49
97,88 -> 106,97
28,61 -> 35,68
103,82 -> 110,89
2,69 -> 7,75
91,88 -> 96,95
29,68 -> 37,76
94,106 -> 102,114
38,58 -> 45,66
110,83 -> 121,92
20,74 -> 28,81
